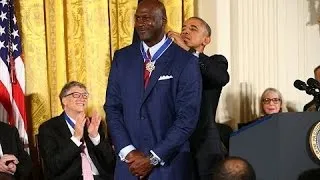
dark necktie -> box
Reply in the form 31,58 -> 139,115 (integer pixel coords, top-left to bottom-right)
144,49 -> 151,88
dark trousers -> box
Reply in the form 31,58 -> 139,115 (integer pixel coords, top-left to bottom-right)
191,122 -> 225,180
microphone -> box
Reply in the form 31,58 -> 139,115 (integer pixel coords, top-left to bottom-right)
294,80 -> 307,91
307,78 -> 320,89
294,79 -> 319,96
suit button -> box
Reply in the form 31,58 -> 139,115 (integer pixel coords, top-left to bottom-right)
141,116 -> 145,120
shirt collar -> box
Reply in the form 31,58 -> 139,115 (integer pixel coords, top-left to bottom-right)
142,35 -> 167,58
193,51 -> 200,58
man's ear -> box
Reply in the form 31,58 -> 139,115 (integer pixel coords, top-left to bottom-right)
203,36 -> 211,46
62,98 -> 67,107
162,17 -> 167,27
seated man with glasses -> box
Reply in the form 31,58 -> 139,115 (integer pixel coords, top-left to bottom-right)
38,81 -> 115,180
238,88 -> 287,129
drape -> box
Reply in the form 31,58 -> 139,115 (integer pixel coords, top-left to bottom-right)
14,0 -> 194,140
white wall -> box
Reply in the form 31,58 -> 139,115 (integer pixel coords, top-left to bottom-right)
196,0 -> 320,129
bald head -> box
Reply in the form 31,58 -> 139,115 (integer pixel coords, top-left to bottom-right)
135,0 -> 167,46
138,0 -> 167,20
213,156 -> 256,180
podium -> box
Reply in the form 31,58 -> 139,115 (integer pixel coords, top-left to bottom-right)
230,112 -> 320,180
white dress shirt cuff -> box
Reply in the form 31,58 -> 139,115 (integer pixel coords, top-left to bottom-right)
70,136 -> 82,147
119,145 -> 136,161
150,150 -> 165,166
89,134 -> 101,146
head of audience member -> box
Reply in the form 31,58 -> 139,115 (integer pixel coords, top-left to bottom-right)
59,81 -> 89,118
298,168 -> 320,180
180,17 -> 211,53
134,0 -> 167,47
314,65 -> 320,81
260,88 -> 286,116
212,156 -> 256,180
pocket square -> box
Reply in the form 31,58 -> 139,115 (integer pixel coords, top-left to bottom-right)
158,75 -> 173,80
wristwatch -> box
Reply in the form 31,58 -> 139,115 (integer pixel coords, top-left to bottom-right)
149,154 -> 160,166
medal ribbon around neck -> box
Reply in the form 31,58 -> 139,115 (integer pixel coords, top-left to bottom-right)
140,38 -> 173,73
65,113 -> 75,129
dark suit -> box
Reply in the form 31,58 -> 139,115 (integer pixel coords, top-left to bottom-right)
38,113 -> 115,180
0,122 -> 32,180
190,53 -> 229,180
304,99 -> 319,112
105,42 -> 202,180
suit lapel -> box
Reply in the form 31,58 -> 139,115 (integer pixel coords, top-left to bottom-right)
127,43 -> 145,103
57,112 -> 73,138
142,45 -> 173,103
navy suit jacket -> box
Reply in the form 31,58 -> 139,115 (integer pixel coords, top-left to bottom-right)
105,42 -> 202,180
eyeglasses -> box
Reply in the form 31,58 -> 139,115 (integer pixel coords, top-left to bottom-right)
64,92 -> 89,99
262,98 -> 281,104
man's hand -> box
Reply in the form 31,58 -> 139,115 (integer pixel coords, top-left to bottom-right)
167,31 -> 190,51
125,151 -> 153,178
7,162 -> 16,174
87,111 -> 101,138
125,150 -> 144,165
74,112 -> 86,140
129,156 -> 153,179
0,154 -> 19,174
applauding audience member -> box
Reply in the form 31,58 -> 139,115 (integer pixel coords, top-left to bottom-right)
38,81 -> 115,180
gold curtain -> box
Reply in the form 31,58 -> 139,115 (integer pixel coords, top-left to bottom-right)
15,0 -> 194,141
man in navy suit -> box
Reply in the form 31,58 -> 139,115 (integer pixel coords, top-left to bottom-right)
168,17 -> 229,180
104,0 -> 202,179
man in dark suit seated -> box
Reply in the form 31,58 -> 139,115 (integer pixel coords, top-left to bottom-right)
38,81 -> 115,180
304,65 -> 320,112
168,17 -> 230,180
0,121 -> 32,180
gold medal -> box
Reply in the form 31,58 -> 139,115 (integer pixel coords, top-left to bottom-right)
146,61 -> 155,73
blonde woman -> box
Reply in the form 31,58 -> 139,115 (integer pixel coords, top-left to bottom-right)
259,87 -> 287,117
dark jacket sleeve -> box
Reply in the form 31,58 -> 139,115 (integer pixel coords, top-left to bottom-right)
198,53 -> 229,88
12,126 -> 32,179
90,122 -> 115,175
38,121 -> 83,178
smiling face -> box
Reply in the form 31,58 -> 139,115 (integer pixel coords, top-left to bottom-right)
261,91 -> 282,115
134,0 -> 166,47
62,86 -> 88,116
180,17 -> 211,52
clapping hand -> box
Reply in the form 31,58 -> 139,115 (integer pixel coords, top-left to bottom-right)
74,112 -> 86,141
87,111 -> 101,138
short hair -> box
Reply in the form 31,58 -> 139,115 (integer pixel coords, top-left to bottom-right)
314,65 -> 320,74
259,87 -> 287,116
59,81 -> 87,108
213,156 -> 256,180
189,17 -> 212,37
